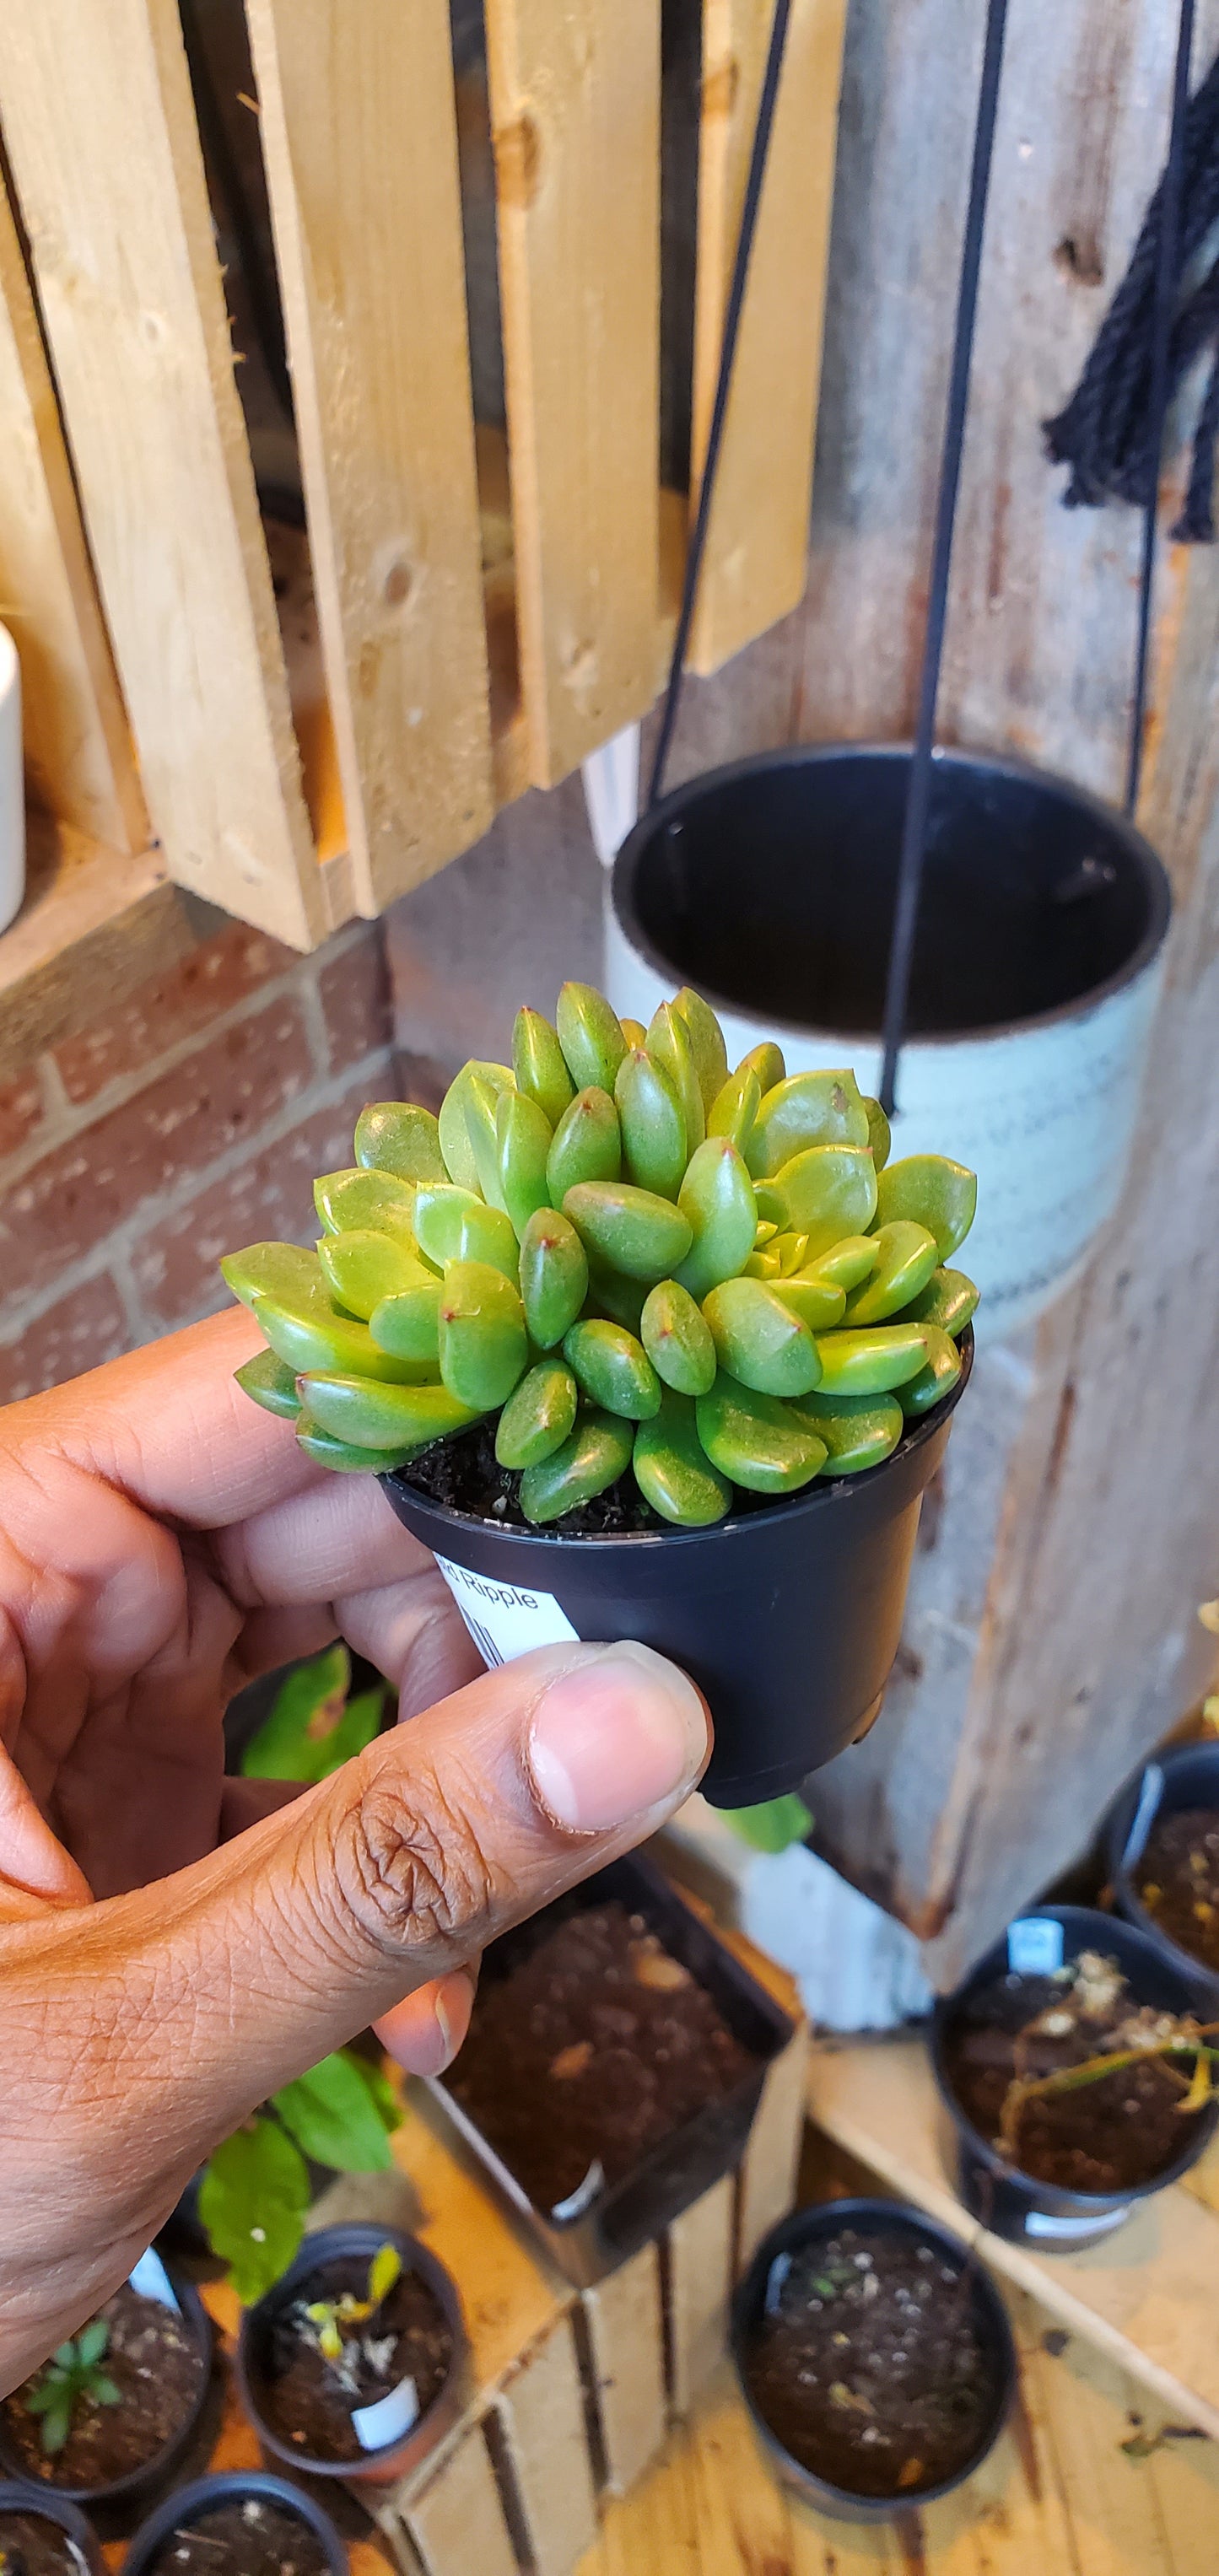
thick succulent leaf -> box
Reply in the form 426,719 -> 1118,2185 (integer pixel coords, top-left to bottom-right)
353,1101 -> 446,1184
803,1232 -> 881,1292
708,1064 -> 761,1156
633,1388 -> 731,1525
672,1137 -> 757,1301
240,1641 -> 348,1779
464,1068 -> 512,1212
640,1279 -> 717,1396
695,1374 -> 826,1493
842,1221 -> 939,1326
789,1389 -> 904,1474
747,1070 -> 870,1177
724,1793 -> 813,1852
743,1248 -> 782,1279
703,1276 -> 823,1398
439,1260 -> 529,1409
495,1359 -> 578,1468
556,981 -> 628,1093
902,1264 -> 979,1338
439,1060 -> 514,1192
415,1183 -> 520,1281
519,1206 -> 589,1347
615,1048 -> 687,1199
862,1097 -> 891,1171
547,1086 -> 622,1199
272,2050 -> 395,2174
319,1229 -> 432,1321
221,1241 -> 330,1314
369,1275 -> 443,1364
813,1322 -> 930,1394
645,1002 -> 704,1156
314,1167 -> 418,1243
584,1259 -> 648,1332
199,2118 -> 310,2305
563,1318 -> 663,1420
772,1231 -> 810,1277
296,1415 -> 416,1474
255,1294 -> 426,1384
497,1088 -> 553,1239
758,1144 -> 877,1249
299,1373 -> 480,1448
621,1017 -> 647,1048
564,1181 -> 693,1283
235,1349 -> 301,1420
519,1410 -> 634,1522
770,1272 -> 846,1331
874,1153 -> 976,1258
897,1323 -> 963,1415
513,1005 -> 575,1127
673,987 -> 729,1114
737,1040 -> 785,1092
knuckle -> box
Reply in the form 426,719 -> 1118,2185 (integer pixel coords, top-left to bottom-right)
332,1767 -> 499,1957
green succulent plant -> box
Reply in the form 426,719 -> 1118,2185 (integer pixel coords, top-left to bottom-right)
24,2321 -> 121,2455
222,984 -> 978,1529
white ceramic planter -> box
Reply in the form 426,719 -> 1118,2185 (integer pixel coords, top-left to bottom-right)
0,625 -> 24,937
607,744 -> 1170,1343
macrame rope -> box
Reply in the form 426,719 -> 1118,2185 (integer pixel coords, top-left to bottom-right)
1126,0 -> 1195,816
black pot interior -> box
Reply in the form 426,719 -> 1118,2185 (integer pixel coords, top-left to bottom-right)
623,749 -> 1161,1038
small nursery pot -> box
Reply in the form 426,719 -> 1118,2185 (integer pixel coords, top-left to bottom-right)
0,2277 -> 213,2512
121,2473 -> 347,2576
431,1849 -> 793,2288
1106,1743 -> 1219,2010
0,2482 -> 104,2576
931,1905 -> 1219,2250
731,2198 -> 1016,2521
382,1334 -> 970,1811
236,2223 -> 463,2489
608,742 -> 1171,1342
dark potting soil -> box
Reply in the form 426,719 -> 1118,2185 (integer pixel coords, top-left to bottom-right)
1137,1806 -> 1219,1975
943,1950 -> 1207,2194
396,1419 -> 662,1533
2,2286 -> 205,2491
0,2512 -> 94,2576
257,2259 -> 451,2465
445,1898 -> 760,2212
146,2500 -> 331,2576
742,2227 -> 1001,2499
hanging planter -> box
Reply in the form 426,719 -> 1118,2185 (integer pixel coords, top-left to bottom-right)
930,1904 -> 1219,2250
123,2474 -> 348,2576
607,743 -> 1169,1343
1105,1743 -> 1219,2010
235,2223 -> 463,2489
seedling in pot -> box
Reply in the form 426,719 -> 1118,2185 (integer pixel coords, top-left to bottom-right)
23,2332 -> 119,2460
303,2244 -> 403,2373
199,2048 -> 402,2305
223,984 -> 978,1528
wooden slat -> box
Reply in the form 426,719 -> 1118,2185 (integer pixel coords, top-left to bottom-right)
736,2023 -> 810,2272
494,2313 -> 599,2576
485,0 -> 661,787
666,2172 -> 736,2419
0,180 -> 146,854
247,0 -> 494,913
688,0 -> 847,677
0,0 -> 325,947
403,2423 -> 520,2576
581,2239 -> 667,2495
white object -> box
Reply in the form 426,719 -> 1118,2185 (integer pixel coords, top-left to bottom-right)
741,1843 -> 933,2034
352,2373 -> 418,2452
582,724 -> 640,868
1024,2206 -> 1129,2241
1006,1917 -> 1065,1975
1121,1763 -> 1164,1871
128,2246 -> 181,2310
0,625 -> 24,935
607,904 -> 1164,1345
433,1555 -> 579,1668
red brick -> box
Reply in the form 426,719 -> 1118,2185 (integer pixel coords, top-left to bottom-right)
0,1070 -> 45,1161
0,1275 -> 130,1404
0,995 -> 314,1307
317,926 -> 392,1072
54,922 -> 299,1104
131,1055 -> 397,1329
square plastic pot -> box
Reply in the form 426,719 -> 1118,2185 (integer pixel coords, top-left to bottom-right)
121,2474 -> 348,2576
429,1849 -> 793,2288
381,1332 -> 971,1811
0,2276 -> 213,2514
235,2223 -> 464,2489
1105,1743 -> 1219,2013
930,1905 -> 1219,2250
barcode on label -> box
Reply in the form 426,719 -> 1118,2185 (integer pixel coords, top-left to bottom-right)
456,1606 -> 504,1668
434,1554 -> 580,1668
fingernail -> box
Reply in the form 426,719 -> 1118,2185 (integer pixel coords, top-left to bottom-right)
528,1643 -> 709,1833
391,1971 -> 474,2078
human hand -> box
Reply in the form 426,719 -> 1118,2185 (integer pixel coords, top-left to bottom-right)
0,1308 -> 709,2388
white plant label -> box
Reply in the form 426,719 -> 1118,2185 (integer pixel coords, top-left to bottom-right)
1024,2206 -> 1129,2242
434,1555 -> 580,1668
352,2374 -> 418,2452
1122,1764 -> 1164,1871
128,2246 -> 181,2311
1007,1917 -> 1064,1975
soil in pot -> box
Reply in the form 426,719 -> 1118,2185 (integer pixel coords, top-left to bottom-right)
258,2256 -> 452,2466
1136,1807 -> 1219,1978
942,1946 -> 1210,2193
740,2223 -> 1002,2499
1,2287 -> 206,2492
0,2509 -> 94,2576
143,2499 -> 331,2576
446,1897 -> 762,2212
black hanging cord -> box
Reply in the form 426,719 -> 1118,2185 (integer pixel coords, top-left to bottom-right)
646,0 -> 791,809
1126,0 -> 1195,816
876,0 -> 1009,1117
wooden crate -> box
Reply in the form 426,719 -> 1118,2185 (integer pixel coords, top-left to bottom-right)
0,0 -> 846,946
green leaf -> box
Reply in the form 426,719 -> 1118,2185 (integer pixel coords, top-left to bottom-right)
198,2118 -> 310,2304
241,1643 -> 351,1781
24,2381 -> 63,2412
51,2345 -> 78,2373
368,2242 -> 403,2307
272,2050 -> 396,2173
40,2400 -> 72,2455
93,2378 -> 122,2407
343,2050 -> 403,2136
723,1794 -> 813,1853
75,2319 -> 109,2368
312,1684 -> 387,1779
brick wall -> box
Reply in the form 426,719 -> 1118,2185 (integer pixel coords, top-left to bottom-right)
0,918 -> 397,1404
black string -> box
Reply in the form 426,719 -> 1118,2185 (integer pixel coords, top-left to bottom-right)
876,0 -> 1009,1117
646,0 -> 791,809
1126,0 -> 1195,815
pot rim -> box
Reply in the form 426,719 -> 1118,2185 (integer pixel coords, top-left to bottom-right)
120,2471 -> 348,2576
612,740 -> 1172,1051
235,2223 -> 463,2481
1106,1745 -> 1219,1995
382,1326 -> 973,1557
0,2482 -> 102,2575
0,2277 -> 213,2510
731,2196 -> 1016,2517
930,1902 -> 1219,2209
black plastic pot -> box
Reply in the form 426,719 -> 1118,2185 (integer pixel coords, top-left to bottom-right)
731,2198 -> 1016,2521
1105,1743 -> 1219,2010
121,2473 -> 347,2576
0,2483 -> 103,2576
236,2223 -> 464,2489
431,1849 -> 793,2288
931,1905 -> 1219,2250
0,2277 -> 213,2513
382,1332 -> 970,1810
